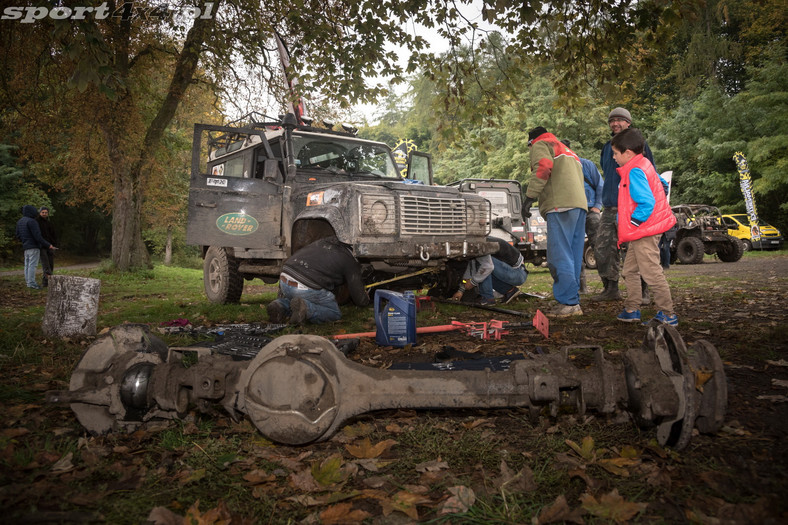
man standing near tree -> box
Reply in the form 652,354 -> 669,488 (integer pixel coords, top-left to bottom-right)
15,205 -> 56,290
592,108 -> 657,302
523,127 -> 587,317
36,206 -> 58,287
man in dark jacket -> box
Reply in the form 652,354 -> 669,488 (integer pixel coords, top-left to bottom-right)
478,236 -> 528,304
266,236 -> 369,324
36,206 -> 58,287
15,205 -> 57,289
593,108 -> 657,302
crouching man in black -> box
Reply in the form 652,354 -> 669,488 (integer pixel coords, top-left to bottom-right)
266,236 -> 369,324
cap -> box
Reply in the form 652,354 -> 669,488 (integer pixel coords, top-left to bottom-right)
608,107 -> 632,124
39,206 -> 49,212
560,139 -> 571,148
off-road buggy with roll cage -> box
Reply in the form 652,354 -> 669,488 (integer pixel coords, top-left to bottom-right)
670,204 -> 744,264
185,112 -> 497,303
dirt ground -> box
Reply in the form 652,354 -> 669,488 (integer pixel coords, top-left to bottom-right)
339,255 -> 788,520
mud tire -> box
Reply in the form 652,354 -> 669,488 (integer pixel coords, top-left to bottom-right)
204,246 -> 243,304
717,235 -> 744,263
677,237 -> 705,264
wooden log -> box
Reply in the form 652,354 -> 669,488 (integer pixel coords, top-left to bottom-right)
42,275 -> 101,338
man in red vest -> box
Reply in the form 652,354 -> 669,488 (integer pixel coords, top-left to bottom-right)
611,129 -> 678,326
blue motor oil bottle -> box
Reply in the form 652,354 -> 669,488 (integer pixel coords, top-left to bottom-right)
374,290 -> 417,347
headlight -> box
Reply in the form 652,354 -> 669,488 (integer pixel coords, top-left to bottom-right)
466,199 -> 491,235
360,195 -> 396,235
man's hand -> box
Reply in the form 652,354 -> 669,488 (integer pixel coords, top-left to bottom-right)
522,197 -> 535,218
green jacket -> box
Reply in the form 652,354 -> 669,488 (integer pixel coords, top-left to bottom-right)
525,132 -> 587,216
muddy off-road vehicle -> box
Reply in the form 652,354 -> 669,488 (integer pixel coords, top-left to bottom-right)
671,204 -> 744,264
447,179 -> 547,267
186,114 -> 497,303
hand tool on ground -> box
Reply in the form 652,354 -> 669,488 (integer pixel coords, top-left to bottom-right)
420,296 -> 529,317
49,322 -> 726,451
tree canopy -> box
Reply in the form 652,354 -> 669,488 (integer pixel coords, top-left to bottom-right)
1,0 -> 785,264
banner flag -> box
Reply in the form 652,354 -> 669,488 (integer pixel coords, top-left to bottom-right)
392,139 -> 417,179
732,152 -> 760,242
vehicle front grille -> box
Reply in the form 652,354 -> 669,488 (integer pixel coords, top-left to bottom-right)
399,195 -> 466,235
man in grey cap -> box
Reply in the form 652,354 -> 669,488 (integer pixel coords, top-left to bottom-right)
592,108 -> 657,302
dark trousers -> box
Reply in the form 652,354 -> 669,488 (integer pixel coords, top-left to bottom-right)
40,248 -> 54,284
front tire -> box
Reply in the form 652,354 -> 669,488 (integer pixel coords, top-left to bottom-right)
584,243 -> 597,269
677,237 -> 705,264
717,235 -> 744,262
203,246 -> 243,304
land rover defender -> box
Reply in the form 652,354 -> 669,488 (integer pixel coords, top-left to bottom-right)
186,114 -> 497,303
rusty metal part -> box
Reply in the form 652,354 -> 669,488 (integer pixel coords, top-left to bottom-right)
48,323 -> 727,449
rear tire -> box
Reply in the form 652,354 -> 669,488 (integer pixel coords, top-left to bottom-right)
717,235 -> 744,262
204,246 -> 243,304
677,237 -> 705,264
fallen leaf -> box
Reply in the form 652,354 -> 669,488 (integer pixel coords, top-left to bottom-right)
414,459 -> 449,472
51,451 -> 74,473
383,490 -> 432,520
289,469 -> 321,492
497,460 -> 538,493
243,469 -> 276,484
461,418 -> 493,429
694,368 -> 714,392
440,485 -> 476,515
311,454 -> 346,487
566,436 -> 596,462
597,457 -> 640,477
176,467 -> 206,486
147,506 -> 183,525
345,438 -> 397,459
580,489 -> 647,523
319,502 -> 370,524
535,494 -> 586,524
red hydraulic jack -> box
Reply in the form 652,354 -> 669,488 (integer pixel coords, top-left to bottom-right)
332,309 -> 549,341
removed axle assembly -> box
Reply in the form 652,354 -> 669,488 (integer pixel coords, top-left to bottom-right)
47,323 -> 726,449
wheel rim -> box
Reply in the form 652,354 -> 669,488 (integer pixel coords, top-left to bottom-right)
208,257 -> 223,293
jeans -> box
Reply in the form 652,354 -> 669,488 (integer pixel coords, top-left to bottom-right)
24,248 -> 40,287
479,257 -> 528,298
546,208 -> 587,305
270,282 -> 342,323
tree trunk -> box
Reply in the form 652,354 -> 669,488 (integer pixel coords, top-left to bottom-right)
42,275 -> 101,338
164,225 -> 173,266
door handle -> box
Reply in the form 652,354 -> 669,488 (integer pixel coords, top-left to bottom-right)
196,202 -> 217,208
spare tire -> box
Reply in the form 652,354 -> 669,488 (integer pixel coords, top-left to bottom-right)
677,237 -> 705,264
203,246 -> 244,304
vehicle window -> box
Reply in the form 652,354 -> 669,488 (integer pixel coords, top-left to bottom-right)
478,190 -> 510,216
220,156 -> 244,178
293,136 -> 398,177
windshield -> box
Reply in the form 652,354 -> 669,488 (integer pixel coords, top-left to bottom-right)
293,136 -> 399,178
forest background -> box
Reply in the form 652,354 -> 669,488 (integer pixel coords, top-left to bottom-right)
0,0 -> 785,268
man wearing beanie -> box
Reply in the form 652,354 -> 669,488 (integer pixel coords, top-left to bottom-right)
592,108 -> 657,302
523,127 -> 587,317
36,206 -> 58,287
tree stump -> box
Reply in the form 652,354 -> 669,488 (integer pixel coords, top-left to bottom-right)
42,275 -> 101,338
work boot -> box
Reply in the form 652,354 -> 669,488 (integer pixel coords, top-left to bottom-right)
579,269 -> 589,294
591,279 -> 622,302
266,301 -> 288,324
289,297 -> 310,325
640,280 -> 651,306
